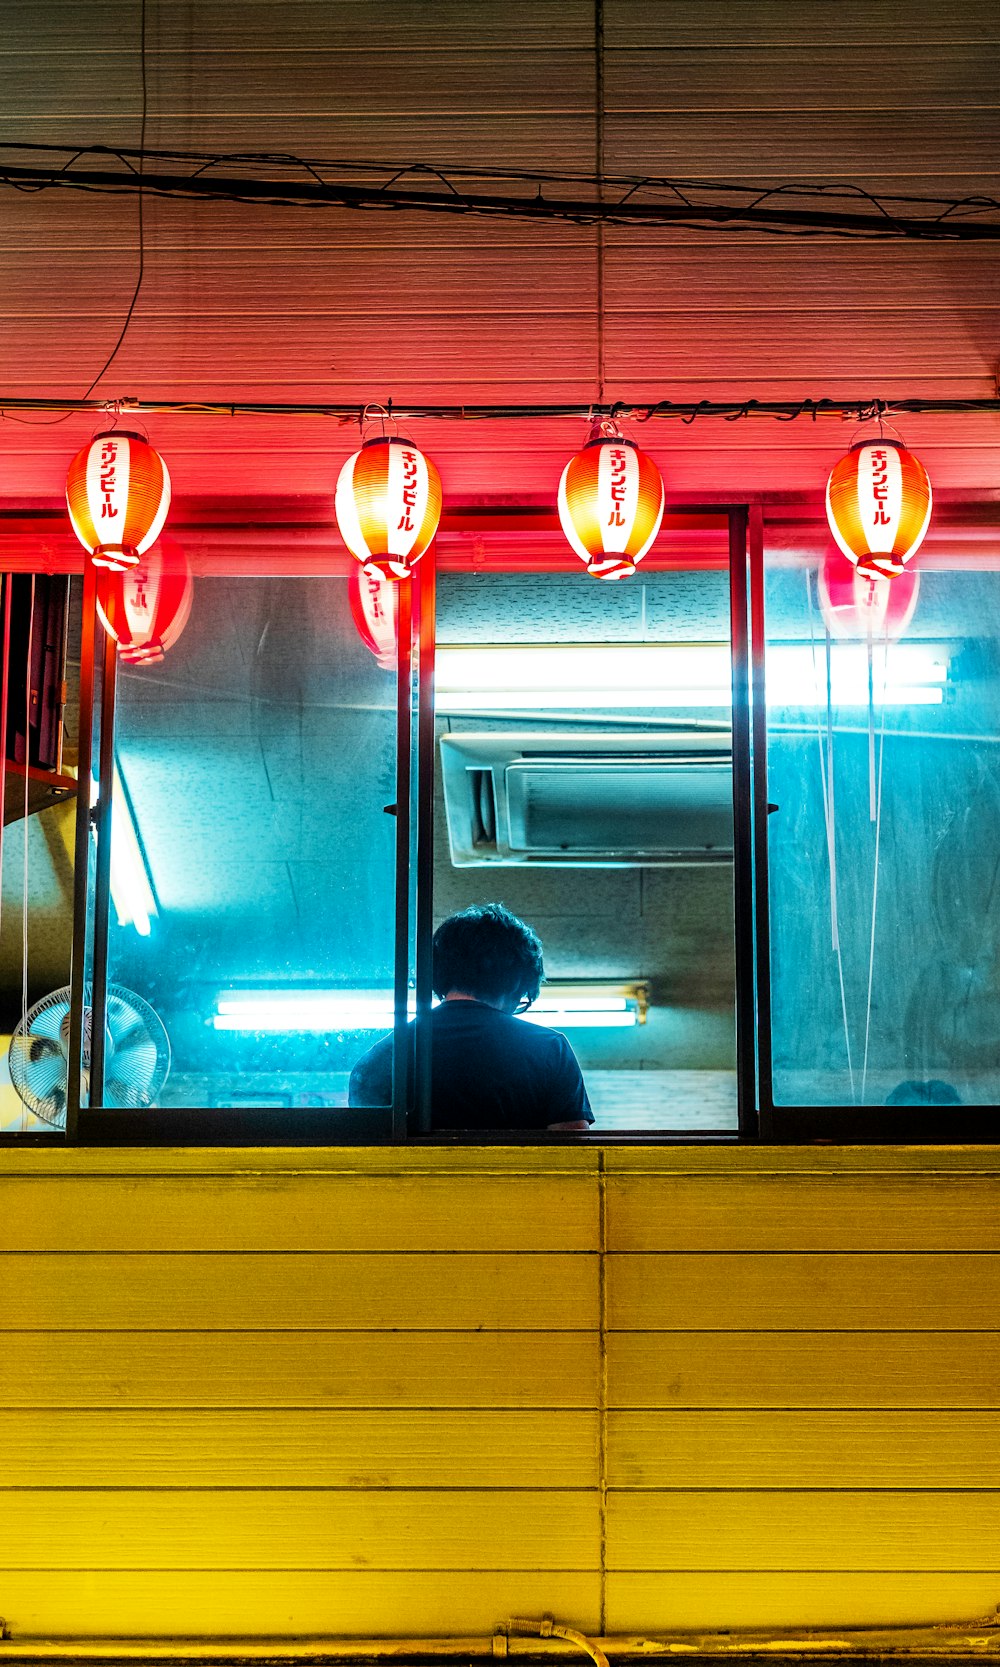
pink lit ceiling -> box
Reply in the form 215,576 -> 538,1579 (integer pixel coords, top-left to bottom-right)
2,0 -> 1000,527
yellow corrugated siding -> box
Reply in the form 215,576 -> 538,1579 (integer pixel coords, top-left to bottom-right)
1,1144 -> 999,1638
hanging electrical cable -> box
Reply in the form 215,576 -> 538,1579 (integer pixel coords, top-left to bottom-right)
3,142 -> 1000,239
2,393 -> 999,422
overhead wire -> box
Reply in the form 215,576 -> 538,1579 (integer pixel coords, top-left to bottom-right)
2,394 -> 1000,423
2,142 -> 1000,238
81,0 -> 148,400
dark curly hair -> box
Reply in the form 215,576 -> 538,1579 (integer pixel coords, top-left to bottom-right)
432,903 -> 545,1010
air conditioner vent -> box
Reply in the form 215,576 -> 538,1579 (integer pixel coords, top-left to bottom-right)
441,731 -> 733,867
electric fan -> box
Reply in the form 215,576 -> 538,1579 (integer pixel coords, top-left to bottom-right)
8,984 -> 171,1127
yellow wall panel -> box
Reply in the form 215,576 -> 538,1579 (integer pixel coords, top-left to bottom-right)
608,1490 -> 1000,1570
606,1176 -> 1000,1251
0,1146 -> 600,1177
0,1571 -> 602,1639
1,1409 -> 600,1488
608,1331 -> 1000,1408
606,1572 -> 1000,1632
1,1489 -> 600,1571
0,1330 -> 600,1409
0,1175 -> 599,1253
2,1145 -> 1000,1640
608,1411 -> 1000,1487
599,1147 -> 1000,1176
607,1253 -> 1000,1331
3,1253 -> 598,1331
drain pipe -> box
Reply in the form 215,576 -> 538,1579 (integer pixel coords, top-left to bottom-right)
504,1617 -> 609,1667
2,1620 -> 1000,1662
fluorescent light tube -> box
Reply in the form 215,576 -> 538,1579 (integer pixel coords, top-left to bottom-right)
91,768 -> 158,936
213,985 -> 642,1032
434,642 -> 947,711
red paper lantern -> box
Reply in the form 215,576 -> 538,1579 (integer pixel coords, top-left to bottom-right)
335,436 -> 442,580
818,549 -> 919,642
558,428 -> 664,580
66,431 -> 171,571
349,566 -> 398,670
825,436 -> 931,579
95,539 -> 193,665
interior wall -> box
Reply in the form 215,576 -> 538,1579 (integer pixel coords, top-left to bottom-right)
1,1143 -> 999,1638
435,569 -> 737,1078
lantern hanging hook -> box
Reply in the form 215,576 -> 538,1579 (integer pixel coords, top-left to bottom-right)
99,399 -> 147,442
590,411 -> 625,443
846,400 -> 902,449
361,401 -> 398,442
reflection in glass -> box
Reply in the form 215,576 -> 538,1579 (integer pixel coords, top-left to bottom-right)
435,568 -> 738,1132
766,541 -> 1000,1108
105,576 -> 398,1111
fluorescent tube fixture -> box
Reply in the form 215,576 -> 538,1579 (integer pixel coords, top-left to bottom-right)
213,982 -> 646,1032
435,643 -> 947,710
91,767 -> 157,936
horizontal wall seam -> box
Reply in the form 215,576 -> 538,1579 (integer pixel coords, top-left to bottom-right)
4,1484 -> 1000,1494
5,1253 -> 1000,1260
7,1326 -> 1000,1334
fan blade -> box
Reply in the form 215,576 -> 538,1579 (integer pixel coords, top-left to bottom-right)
105,1020 -> 150,1060
10,1032 -> 59,1060
34,1082 -> 67,1129
18,1054 -> 67,1106
28,1001 -> 71,1041
104,1077 -> 153,1110
108,1038 -> 159,1088
105,1004 -> 148,1049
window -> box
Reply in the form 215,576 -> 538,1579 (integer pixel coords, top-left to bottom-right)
5,501 -> 991,1143
763,511 -> 1000,1141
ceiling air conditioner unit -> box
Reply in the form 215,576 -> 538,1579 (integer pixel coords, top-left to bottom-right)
440,731 -> 733,867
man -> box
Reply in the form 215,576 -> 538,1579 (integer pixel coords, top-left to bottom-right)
348,902 -> 594,1131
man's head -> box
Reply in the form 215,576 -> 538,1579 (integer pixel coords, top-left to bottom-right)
432,903 -> 545,1013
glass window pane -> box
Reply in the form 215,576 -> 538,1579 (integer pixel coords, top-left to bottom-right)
433,565 -> 738,1133
765,531 -> 1000,1110
104,575 -> 398,1115
1,575 -> 78,1133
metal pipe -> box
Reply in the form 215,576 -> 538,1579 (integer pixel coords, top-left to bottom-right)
1,1626 -> 996,1663
727,505 -> 757,1139
748,501 -> 774,1130
88,611 -> 119,1111
0,575 -> 11,920
391,577 -> 414,1142
66,560 -> 98,1137
55,575 -> 71,776
414,548 -> 436,1134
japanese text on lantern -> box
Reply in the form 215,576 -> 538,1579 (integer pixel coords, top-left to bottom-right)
607,447 -> 628,528
870,448 -> 891,527
100,441 -> 119,519
397,449 -> 419,532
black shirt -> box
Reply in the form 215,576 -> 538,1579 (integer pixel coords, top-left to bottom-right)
348,999 -> 594,1130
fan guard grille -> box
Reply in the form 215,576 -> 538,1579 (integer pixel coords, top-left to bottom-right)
8,983 -> 171,1128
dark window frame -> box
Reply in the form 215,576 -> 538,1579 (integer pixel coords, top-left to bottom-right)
11,499 -> 984,1145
